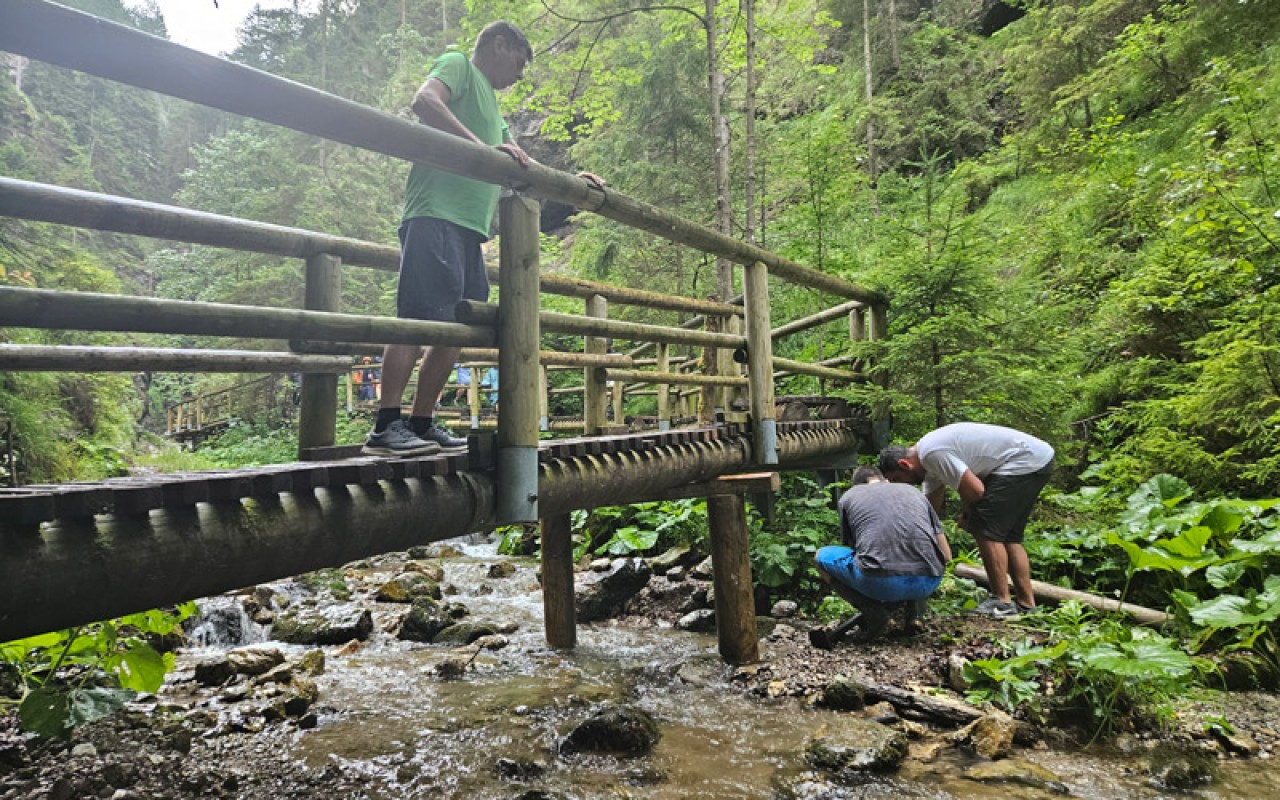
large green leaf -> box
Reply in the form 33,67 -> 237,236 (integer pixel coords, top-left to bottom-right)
1187,578 -> 1280,628
1081,637 -> 1193,679
18,687 -> 71,738
68,687 -> 135,728
116,643 -> 167,693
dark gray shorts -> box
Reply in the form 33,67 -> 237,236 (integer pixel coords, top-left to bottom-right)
969,464 -> 1053,544
396,216 -> 489,322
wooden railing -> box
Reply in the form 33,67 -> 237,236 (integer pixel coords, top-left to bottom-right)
0,0 -> 889,655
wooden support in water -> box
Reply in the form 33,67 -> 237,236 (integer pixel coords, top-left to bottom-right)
496,195 -> 541,524
953,563 -> 1171,626
708,490 -> 760,665
298,253 -> 341,454
541,512 -> 576,649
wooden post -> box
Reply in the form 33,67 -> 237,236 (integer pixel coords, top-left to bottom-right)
467,367 -> 481,429
611,376 -> 625,426
707,493 -> 759,665
541,512 -> 576,649
743,261 -> 776,465
583,294 -> 608,435
655,342 -> 671,431
538,363 -> 550,432
496,195 -> 541,524
849,307 -> 865,342
297,252 -> 340,456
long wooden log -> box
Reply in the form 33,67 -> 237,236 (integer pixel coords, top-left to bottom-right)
598,368 -> 749,388
0,0 -> 884,304
0,344 -> 349,373
456,301 -> 746,350
0,286 -> 494,348
771,299 -> 866,340
952,563 -> 1171,626
772,356 -> 864,382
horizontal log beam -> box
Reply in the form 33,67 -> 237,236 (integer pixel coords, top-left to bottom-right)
0,344 -> 351,374
291,340 -> 632,369
456,301 -> 745,350
0,287 -> 494,348
0,0 -> 885,304
772,356 -> 864,382
597,368 -> 749,388
953,563 -> 1171,626
771,299 -> 866,340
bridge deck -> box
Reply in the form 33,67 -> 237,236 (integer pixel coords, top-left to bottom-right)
0,420 -> 857,526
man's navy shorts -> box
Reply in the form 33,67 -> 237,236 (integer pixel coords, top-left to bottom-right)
396,216 -> 489,322
969,463 -> 1053,543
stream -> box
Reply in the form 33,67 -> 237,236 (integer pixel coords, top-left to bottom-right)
182,540 -> 1280,799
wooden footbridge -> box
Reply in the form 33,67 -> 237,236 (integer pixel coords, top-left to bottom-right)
0,1 -> 889,663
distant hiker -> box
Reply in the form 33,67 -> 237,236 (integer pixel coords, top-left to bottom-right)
362,21 -> 603,457
879,422 -> 1054,618
811,466 -> 951,648
452,364 -> 472,407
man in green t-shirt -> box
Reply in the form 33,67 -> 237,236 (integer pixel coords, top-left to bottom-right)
363,21 -> 533,456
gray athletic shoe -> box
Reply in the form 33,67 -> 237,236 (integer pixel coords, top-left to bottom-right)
362,420 -> 440,457
415,421 -> 468,451
971,595 -> 1020,619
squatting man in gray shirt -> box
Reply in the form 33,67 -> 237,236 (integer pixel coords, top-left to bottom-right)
811,465 -> 952,648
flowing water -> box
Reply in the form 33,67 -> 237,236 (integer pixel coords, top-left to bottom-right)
191,542 -> 1280,799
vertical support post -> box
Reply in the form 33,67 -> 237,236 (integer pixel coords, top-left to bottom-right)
496,195 -> 541,524
467,367 -> 481,429
743,261 -> 776,465
707,493 -> 759,665
541,512 -> 576,649
298,252 -> 340,457
538,364 -> 550,432
849,306 -> 866,342
611,376 -> 625,428
656,342 -> 671,431
583,294 -> 608,435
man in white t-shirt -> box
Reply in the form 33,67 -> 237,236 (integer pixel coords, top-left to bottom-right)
879,423 -> 1054,618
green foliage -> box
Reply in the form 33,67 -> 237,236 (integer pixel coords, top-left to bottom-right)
572,498 -> 708,560
0,604 -> 195,738
749,473 -> 841,604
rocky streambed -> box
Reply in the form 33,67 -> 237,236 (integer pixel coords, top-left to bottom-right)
3,537 -> 1279,799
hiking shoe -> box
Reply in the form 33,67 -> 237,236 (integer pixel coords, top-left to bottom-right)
362,420 -> 440,457
1016,601 -> 1039,615
971,596 -> 1020,619
847,608 -> 890,643
414,421 -> 468,451
808,627 -> 836,651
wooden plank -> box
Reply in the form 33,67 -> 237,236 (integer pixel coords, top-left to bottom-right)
299,443 -> 365,461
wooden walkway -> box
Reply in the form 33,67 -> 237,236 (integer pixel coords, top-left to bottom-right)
0,420 -> 860,526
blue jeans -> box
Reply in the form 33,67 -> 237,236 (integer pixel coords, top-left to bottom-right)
815,546 -> 941,606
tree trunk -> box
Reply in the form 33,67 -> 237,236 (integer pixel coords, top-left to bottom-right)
705,0 -> 734,301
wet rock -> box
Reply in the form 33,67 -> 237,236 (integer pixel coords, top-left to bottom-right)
282,677 -> 319,716
952,711 -> 1016,759
676,609 -> 716,633
435,656 -> 472,679
406,560 -> 445,582
193,656 -> 234,687
376,572 -> 441,603
771,600 -> 799,618
495,756 -> 546,781
963,758 -> 1068,793
1213,728 -> 1261,756
559,703 -> 661,756
399,599 -> 469,643
910,738 -> 951,763
947,652 -> 970,692
70,743 -> 97,758
227,644 -> 285,676
804,717 -> 908,772
863,701 -> 899,724
646,545 -> 698,575
487,562 -> 516,579
665,566 -> 687,582
272,604 -> 373,645
589,558 -> 612,572
817,675 -> 866,711
1144,744 -> 1217,790
622,575 -> 704,619
434,621 -> 499,645
473,634 -> 509,651
691,556 -> 714,580
576,558 -> 652,622
771,770 -> 842,800
297,648 -> 326,676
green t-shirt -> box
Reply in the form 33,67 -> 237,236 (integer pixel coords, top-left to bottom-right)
401,51 -> 510,237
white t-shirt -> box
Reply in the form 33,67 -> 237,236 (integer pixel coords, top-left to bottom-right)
917,423 -> 1054,496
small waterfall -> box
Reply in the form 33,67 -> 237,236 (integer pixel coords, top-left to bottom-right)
184,594 -> 267,648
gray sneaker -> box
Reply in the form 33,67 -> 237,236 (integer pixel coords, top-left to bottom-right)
971,595 -> 1020,619
415,421 -> 468,451
362,420 -> 440,457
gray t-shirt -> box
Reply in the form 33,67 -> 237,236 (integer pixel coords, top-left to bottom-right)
917,422 -> 1055,498
838,482 -> 946,577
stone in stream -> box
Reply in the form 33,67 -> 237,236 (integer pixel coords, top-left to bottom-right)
950,711 -> 1016,759
675,608 -> 716,632
558,703 -> 662,756
963,758 -> 1069,793
433,621 -> 500,645
375,572 -> 441,603
398,598 -> 463,643
817,675 -> 866,711
226,644 -> 284,676
1143,743 -> 1217,790
193,656 -> 235,687
271,604 -> 373,645
804,717 -> 908,773
575,557 -> 652,622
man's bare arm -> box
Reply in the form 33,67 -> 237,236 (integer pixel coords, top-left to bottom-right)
412,78 -> 529,166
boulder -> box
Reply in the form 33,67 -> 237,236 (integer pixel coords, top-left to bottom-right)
226,645 -> 285,676
272,604 -> 373,645
770,600 -> 799,618
1144,744 -> 1216,790
487,562 -> 517,579
951,711 -> 1016,760
376,572 -> 441,604
963,758 -> 1068,793
433,621 -> 499,645
817,675 -> 866,711
675,609 -> 716,633
559,703 -> 661,756
804,717 -> 908,773
193,656 -> 234,687
398,599 -> 456,643
576,558 -> 652,622
645,545 -> 700,576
